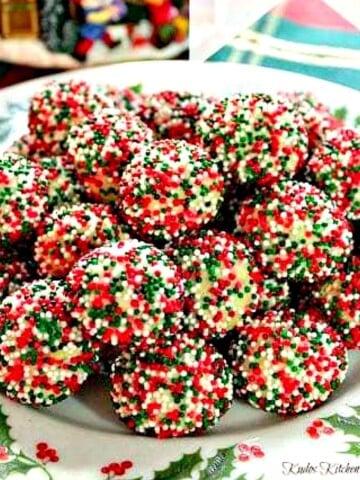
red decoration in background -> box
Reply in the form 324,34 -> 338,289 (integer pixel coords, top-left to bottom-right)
275,0 -> 358,31
147,0 -> 175,26
35,442 -> 60,463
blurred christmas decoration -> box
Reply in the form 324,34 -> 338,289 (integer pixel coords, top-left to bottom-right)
39,0 -> 79,55
0,0 -> 189,63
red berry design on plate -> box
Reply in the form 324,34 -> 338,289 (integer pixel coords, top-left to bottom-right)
306,426 -> 320,439
35,442 -> 59,463
306,419 -> 335,439
251,445 -> 265,458
237,440 -> 265,462
323,426 -> 335,435
100,460 -> 133,478
238,452 -> 250,462
0,445 -> 12,463
238,442 -> 250,453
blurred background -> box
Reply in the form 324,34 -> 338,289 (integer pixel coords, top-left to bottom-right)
1,0 -> 360,89
0,0 -> 189,87
190,0 -> 360,91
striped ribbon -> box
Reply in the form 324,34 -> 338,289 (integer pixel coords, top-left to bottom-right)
207,0 -> 360,90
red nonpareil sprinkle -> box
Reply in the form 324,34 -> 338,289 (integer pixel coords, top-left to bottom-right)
5,364 -> 24,383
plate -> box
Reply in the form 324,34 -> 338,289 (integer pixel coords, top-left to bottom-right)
0,61 -> 359,480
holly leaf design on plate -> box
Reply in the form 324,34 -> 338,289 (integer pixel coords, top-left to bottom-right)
233,474 -> 264,480
0,403 -> 53,479
152,449 -> 202,480
322,414 -> 360,437
340,442 -> 360,457
0,406 -> 14,448
349,405 -> 360,417
0,457 -> 41,478
198,444 -> 236,480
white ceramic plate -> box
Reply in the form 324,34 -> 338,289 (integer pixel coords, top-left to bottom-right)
0,61 -> 359,480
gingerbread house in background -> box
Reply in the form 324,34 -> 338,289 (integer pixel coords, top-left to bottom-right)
0,0 -> 39,38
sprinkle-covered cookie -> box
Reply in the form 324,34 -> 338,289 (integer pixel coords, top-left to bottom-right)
169,230 -> 261,338
67,109 -> 154,203
277,91 -> 339,149
110,335 -> 233,438
0,249 -> 32,300
7,135 -> 83,208
119,139 -> 225,242
308,256 -> 360,349
0,279 -> 96,406
229,309 -> 348,415
196,93 -> 308,185
34,203 -> 124,278
67,239 -> 185,348
28,79 -> 114,155
0,153 -> 49,247
138,90 -> 216,142
235,180 -> 354,282
306,128 -> 360,221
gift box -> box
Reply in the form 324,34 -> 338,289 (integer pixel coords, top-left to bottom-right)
0,0 -> 189,64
